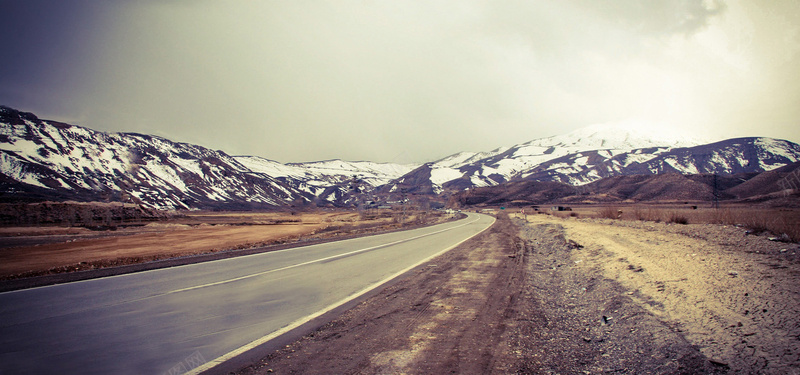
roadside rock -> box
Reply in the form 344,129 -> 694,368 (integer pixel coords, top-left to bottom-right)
508,221 -> 724,374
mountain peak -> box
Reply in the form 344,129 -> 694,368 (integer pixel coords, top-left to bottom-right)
432,149 -> 509,169
527,120 -> 706,151
3,105 -> 799,210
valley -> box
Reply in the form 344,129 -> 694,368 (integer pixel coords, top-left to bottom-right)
2,105 -> 800,373
3,2 -> 799,373
234,211 -> 800,375
3,106 -> 800,212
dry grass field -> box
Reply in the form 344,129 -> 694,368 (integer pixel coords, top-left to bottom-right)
542,204 -> 800,243
0,209 -> 451,280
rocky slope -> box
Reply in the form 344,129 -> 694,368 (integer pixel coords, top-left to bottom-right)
0,106 -> 411,209
384,124 -> 800,195
2,105 -> 799,209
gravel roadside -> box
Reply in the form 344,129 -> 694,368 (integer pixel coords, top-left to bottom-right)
229,213 -> 780,374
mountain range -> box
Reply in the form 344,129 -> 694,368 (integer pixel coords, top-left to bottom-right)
2,105 -> 799,210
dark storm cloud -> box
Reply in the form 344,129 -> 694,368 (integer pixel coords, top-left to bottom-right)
1,1 -> 798,163
0,1 -> 112,115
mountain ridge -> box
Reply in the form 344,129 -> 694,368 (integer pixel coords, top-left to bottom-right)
2,105 -> 799,209
382,133 -> 800,195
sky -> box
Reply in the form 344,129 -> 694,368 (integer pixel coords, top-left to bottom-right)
1,0 -> 799,164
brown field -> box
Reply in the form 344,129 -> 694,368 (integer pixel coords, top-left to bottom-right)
528,203 -> 800,243
0,209 -> 451,280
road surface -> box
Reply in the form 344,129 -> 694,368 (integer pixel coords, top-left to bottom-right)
0,213 -> 494,374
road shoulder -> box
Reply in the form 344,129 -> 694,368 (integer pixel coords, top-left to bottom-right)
231,213 -> 728,374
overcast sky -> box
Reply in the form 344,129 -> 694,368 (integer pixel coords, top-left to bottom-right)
1,1 -> 798,163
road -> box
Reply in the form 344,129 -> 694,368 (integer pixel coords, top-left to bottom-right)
0,212 -> 493,375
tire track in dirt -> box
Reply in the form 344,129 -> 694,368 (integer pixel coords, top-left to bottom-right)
505,220 -> 722,374
547,215 -> 800,374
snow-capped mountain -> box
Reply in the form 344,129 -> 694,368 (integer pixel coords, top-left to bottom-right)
382,122 -> 700,193
528,121 -> 705,150
234,156 -> 416,204
382,122 -> 800,194
517,137 -> 800,185
2,105 -> 799,209
0,106 -> 412,209
0,107 -> 316,209
431,149 -> 509,169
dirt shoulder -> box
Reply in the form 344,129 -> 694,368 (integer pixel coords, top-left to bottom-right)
540,214 -> 800,374
232,212 -> 527,375
233,213 -> 760,374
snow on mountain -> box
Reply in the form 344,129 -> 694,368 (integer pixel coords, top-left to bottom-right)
474,121 -> 705,181
235,157 -> 415,188
2,105 -> 799,209
382,121 -> 705,193
0,106 -> 415,209
0,106 -> 312,209
288,159 -> 417,187
510,137 -> 800,186
235,156 -> 417,200
525,121 -> 705,151
382,148 -> 512,194
385,121 -> 799,193
431,148 -> 509,169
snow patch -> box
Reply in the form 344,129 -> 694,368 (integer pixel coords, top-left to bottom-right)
430,167 -> 464,186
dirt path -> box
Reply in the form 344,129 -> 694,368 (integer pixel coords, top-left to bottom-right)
231,212 -> 799,374
505,219 -> 722,374
538,215 -> 800,374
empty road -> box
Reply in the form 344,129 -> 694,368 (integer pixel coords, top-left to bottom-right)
0,212 -> 493,374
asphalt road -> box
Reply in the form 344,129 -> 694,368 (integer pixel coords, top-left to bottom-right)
0,212 -> 494,375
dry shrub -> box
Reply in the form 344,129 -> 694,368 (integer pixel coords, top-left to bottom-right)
596,205 -> 799,242
771,212 -> 800,242
598,206 -> 621,220
633,207 -> 647,221
691,208 -> 799,242
667,212 -> 689,225
737,210 -> 800,241
270,218 -> 301,224
707,208 -> 737,225
552,212 -> 570,219
633,207 -> 663,222
739,211 -> 771,234
359,211 -> 395,221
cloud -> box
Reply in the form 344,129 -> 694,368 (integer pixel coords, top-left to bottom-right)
1,0 -> 798,163
573,0 -> 727,35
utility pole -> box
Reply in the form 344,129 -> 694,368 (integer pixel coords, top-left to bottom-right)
700,152 -> 720,210
712,173 -> 720,209
350,175 -> 362,213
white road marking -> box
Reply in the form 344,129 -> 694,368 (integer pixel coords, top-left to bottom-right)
188,214 -> 494,375
167,215 -> 481,295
